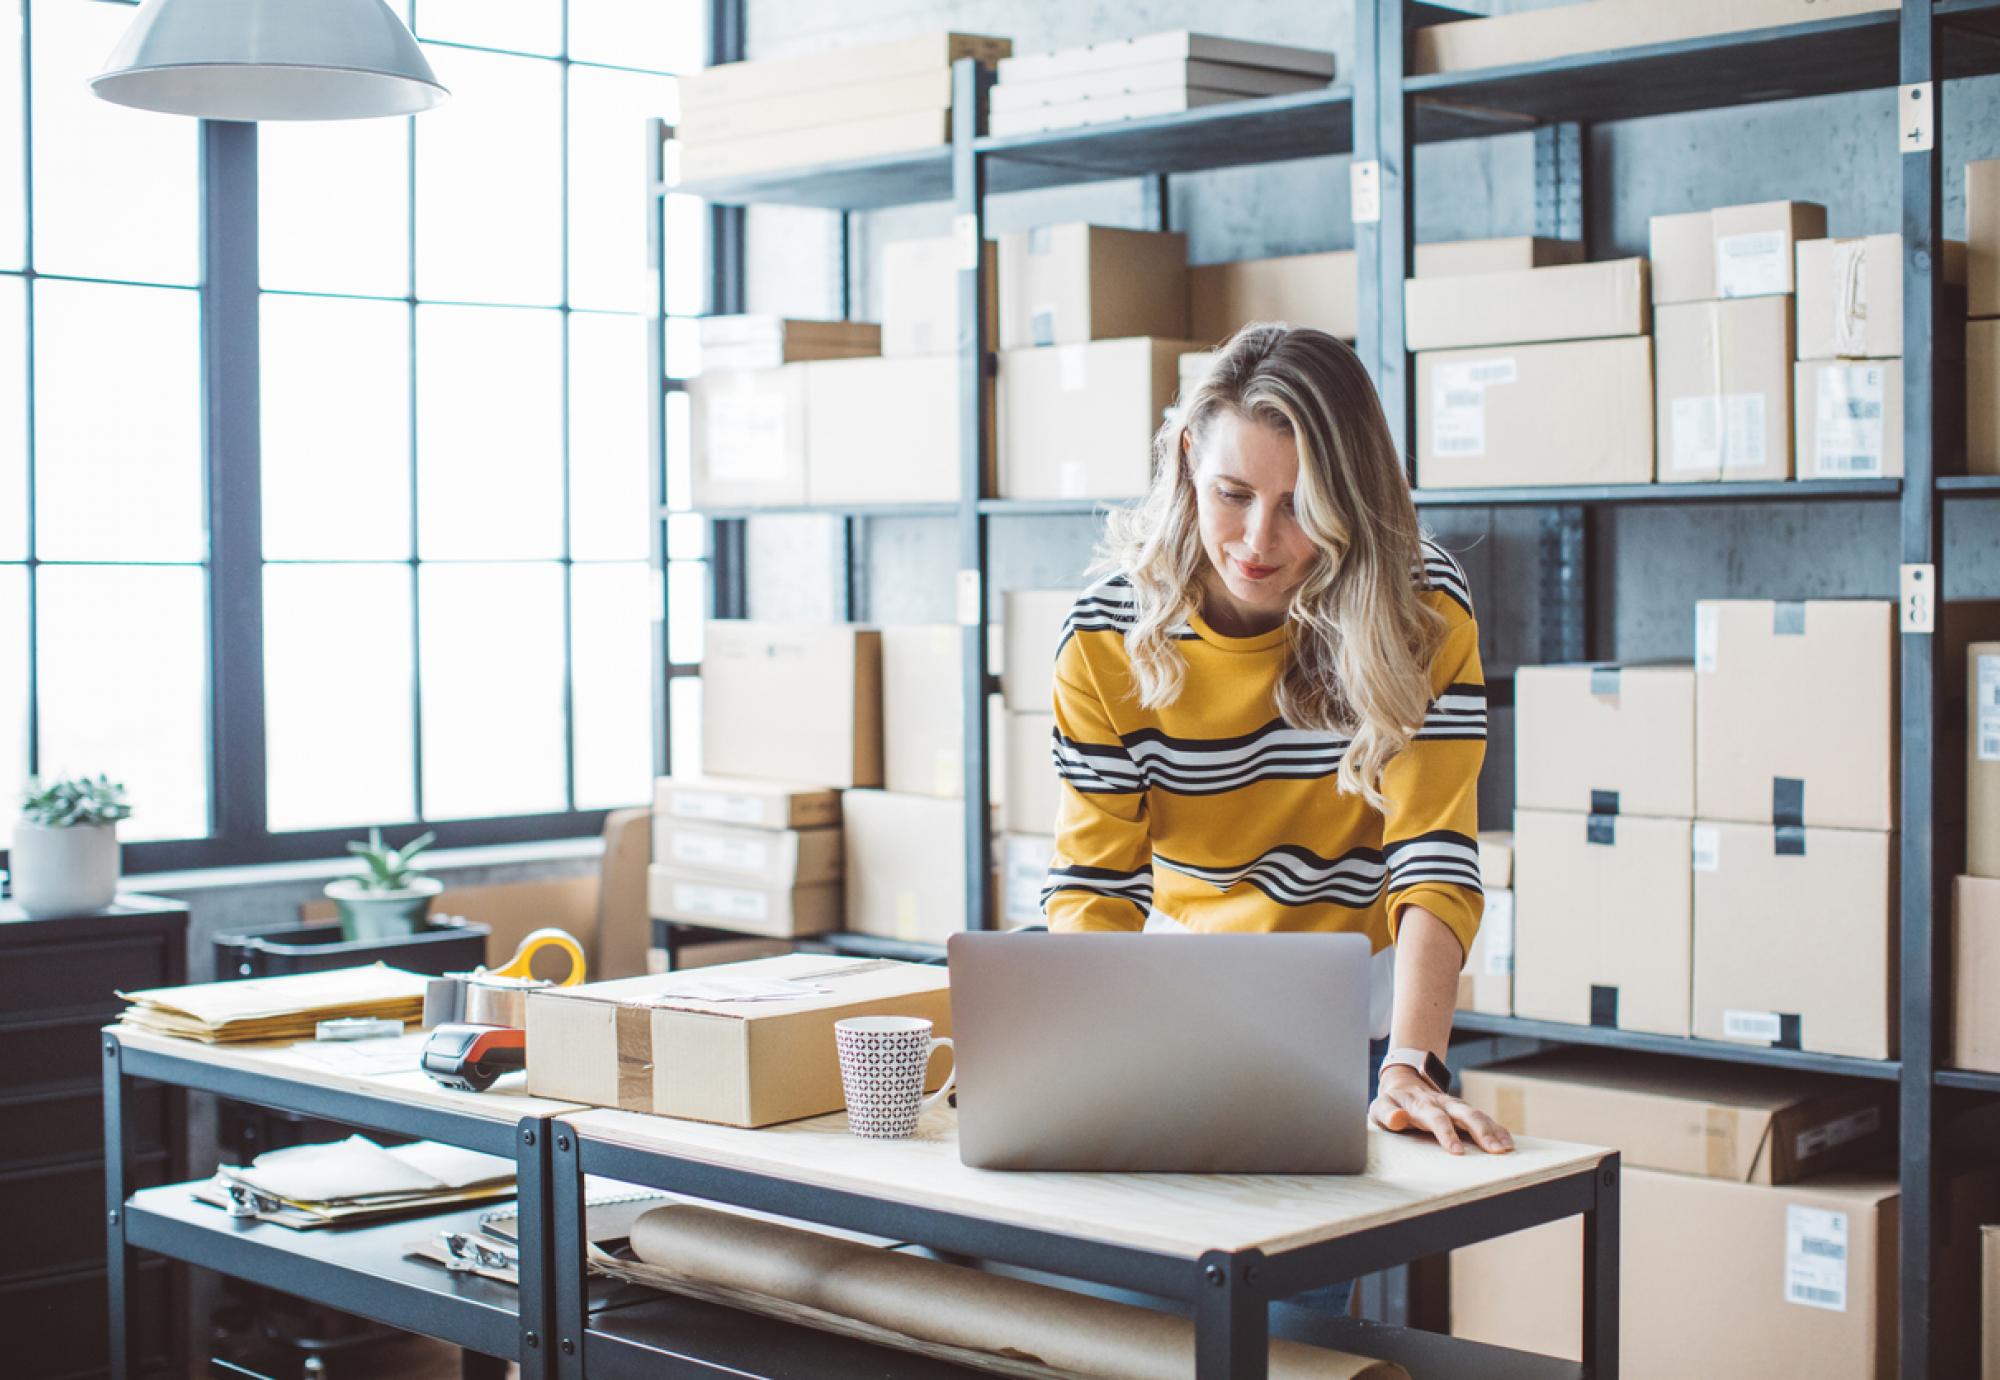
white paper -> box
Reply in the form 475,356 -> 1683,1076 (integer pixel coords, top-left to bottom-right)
670,831 -> 770,873
647,974 -> 831,1004
1977,654 -> 2000,762
1695,605 -> 1720,674
1432,358 -> 1514,459
1784,1205 -> 1849,1312
705,395 -> 789,481
286,1031 -> 428,1077
1723,1008 -> 1783,1043
1716,229 -> 1789,298
671,882 -> 771,924
1813,364 -> 1886,478
391,1141 -> 518,1191
1794,1105 -> 1882,1161
1692,825 -> 1720,873
221,1135 -> 511,1203
670,790 -> 764,825
1482,891 -> 1514,976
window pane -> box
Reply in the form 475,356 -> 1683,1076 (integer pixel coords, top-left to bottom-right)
262,296 -> 412,560
0,277 -> 22,559
0,2 -> 23,270
265,564 -> 415,831
416,304 -> 563,559
570,2 -> 702,71
669,672 -> 700,778
418,562 -> 566,819
33,280 -> 202,562
664,315 -> 699,379
667,560 -> 703,664
665,388 -> 691,511
37,564 -> 208,842
568,65 -> 675,313
662,194 -> 706,317
259,118 -> 410,296
29,0 -> 196,284
415,46 -> 561,305
570,561 -> 651,809
667,513 -> 703,561
416,0 -> 559,56
569,311 -> 648,561
0,565 -> 24,850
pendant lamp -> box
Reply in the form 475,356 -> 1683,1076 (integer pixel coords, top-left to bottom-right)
91,0 -> 447,121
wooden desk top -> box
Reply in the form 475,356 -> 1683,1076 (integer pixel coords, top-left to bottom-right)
111,1024 -> 587,1124
567,1105 -> 1609,1259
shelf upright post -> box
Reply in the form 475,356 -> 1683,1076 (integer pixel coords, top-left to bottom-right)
647,117 -> 672,776
953,56 -> 997,930
1374,0 -> 1417,468
707,0 -> 749,624
1353,0 -> 1386,395
1897,2 -> 1946,1375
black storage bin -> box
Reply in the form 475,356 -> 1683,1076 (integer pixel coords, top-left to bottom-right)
213,915 -> 489,980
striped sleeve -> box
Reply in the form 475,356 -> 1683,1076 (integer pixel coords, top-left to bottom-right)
1379,590 -> 1487,957
1044,662 -> 1152,933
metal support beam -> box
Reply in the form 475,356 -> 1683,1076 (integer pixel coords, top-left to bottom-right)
1582,1157 -> 1621,1377
1532,122 -> 1587,247
1537,506 -> 1591,663
646,117 -> 671,777
104,1037 -> 135,1380
1194,1250 -> 1268,1380
1139,172 -> 1170,232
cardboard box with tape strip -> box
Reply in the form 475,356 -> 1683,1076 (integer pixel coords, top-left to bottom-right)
1794,357 -> 1904,481
1460,1048 -> 1892,1186
1415,336 -> 1653,489
1511,808 -> 1692,1037
1974,641 -> 2000,877
1514,663 -> 1694,818
645,865 -> 840,941
701,623 -> 883,790
1692,819 -> 1895,1060
997,224 -> 1188,350
1403,257 -> 1649,353
1796,233 -> 1965,362
1655,296 -> 1794,482
1649,200 -> 1826,305
1953,875 -> 2000,1073
843,789 -> 981,944
524,954 -> 952,1125
997,337 -> 1206,499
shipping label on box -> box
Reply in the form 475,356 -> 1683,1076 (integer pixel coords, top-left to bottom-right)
654,775 -> 842,831
1514,663 -> 1695,817
646,865 -> 841,939
1798,361 -> 1898,479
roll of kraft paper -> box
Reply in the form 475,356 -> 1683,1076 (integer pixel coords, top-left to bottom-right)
621,1204 -> 1407,1380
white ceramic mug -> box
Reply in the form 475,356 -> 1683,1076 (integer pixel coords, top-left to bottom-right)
833,1015 -> 956,1139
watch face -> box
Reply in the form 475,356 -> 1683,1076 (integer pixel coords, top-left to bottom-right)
1425,1052 -> 1452,1090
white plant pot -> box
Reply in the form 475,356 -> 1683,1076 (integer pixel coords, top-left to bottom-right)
10,820 -> 121,916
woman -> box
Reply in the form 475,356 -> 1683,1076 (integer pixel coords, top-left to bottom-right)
1042,322 -> 1511,1166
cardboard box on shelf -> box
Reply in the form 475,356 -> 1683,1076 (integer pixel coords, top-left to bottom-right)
645,866 -> 840,940
1004,712 -> 1061,837
1653,296 -> 1795,482
881,625 -> 963,799
805,354 -> 991,505
1415,336 -> 1654,489
1403,257 -> 1649,352
1456,888 -> 1512,1015
1460,1048 -> 1893,1185
989,57 -> 1328,112
1975,642 -> 2000,877
697,315 -> 881,372
653,776 -> 842,832
1971,321 -> 2000,478
988,88 -> 1273,138
675,109 -> 953,185
1514,663 -> 1695,818
843,790 -> 976,944
651,818 -> 842,888
1693,600 -> 1895,830
1973,158 -> 2000,319
1692,820 -> 1895,1060
1796,234 -> 1966,361
1413,0 -> 1898,76
1411,236 -> 1585,279
1001,833 -> 1055,927
679,33 -> 1009,112
997,31 -> 1334,87
1476,831 -> 1514,889
688,366 -> 809,509
998,337 -> 1204,498
525,954 -> 952,1125
881,235 -> 998,357
997,224 -> 1188,349
1002,589 -> 1080,713
678,67 -> 954,143
1187,250 -> 1358,345
1953,875 -> 2000,1073
1647,200 -> 1827,304
1511,809 -> 1692,1037
701,623 -> 883,790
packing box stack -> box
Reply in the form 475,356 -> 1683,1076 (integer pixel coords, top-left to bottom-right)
842,790 -> 985,945
987,31 -> 1333,137
647,776 -> 844,949
1971,159 -> 2000,476
1457,832 -> 1514,1015
1649,201 -> 1824,482
670,33 -> 1009,185
700,622 -> 883,790
697,314 -> 881,372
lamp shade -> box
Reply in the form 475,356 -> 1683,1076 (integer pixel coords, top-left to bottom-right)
91,0 -> 447,120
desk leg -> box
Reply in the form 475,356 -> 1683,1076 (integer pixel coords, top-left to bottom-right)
551,1121 -> 587,1380
1194,1249 -> 1267,1380
103,1036 -> 138,1380
516,1118 -> 554,1380
1583,1154 -> 1621,1379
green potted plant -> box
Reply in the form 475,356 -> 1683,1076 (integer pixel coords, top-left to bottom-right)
324,827 -> 441,941
11,774 -> 132,916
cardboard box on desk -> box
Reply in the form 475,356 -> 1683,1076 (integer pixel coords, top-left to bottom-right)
843,790 -> 981,943
1648,200 -> 1826,304
1974,642 -> 2000,877
806,354 -> 990,505
524,954 -> 952,1126
998,338 -> 1206,499
881,236 -> 997,357
701,623 -> 882,790
1001,589 -> 1079,713
646,865 -> 841,940
1415,337 -> 1653,489
1514,663 -> 1695,817
1413,0 -> 1897,76
1188,250 -> 1357,344
997,224 -> 1187,350
1403,257 -> 1648,353
651,817 -> 842,888
653,775 -> 841,832
688,366 -> 809,509
1654,296 -> 1795,482
1694,600 -> 1894,830
1460,1048 -> 1892,1185
1692,820 -> 1895,1060
1953,875 -> 2000,1072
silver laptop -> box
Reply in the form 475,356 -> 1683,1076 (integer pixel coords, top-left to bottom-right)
946,932 -> 1372,1173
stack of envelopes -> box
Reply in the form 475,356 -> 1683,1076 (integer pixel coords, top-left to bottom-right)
989,31 -> 1335,137
196,1135 -> 515,1229
117,964 -> 431,1043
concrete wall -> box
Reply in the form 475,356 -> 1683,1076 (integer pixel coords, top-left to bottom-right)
729,0 -> 2000,829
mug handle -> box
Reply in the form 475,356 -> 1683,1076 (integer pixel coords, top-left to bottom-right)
917,1037 -> 957,1116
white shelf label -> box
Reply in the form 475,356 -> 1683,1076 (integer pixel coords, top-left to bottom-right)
1350,160 -> 1381,224
1902,563 -> 1935,636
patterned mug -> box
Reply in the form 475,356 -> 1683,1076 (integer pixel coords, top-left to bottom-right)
833,1015 -> 957,1138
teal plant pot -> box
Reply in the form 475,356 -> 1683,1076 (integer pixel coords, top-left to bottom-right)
324,877 -> 442,942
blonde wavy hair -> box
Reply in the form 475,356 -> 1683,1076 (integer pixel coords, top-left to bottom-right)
1096,322 -> 1445,810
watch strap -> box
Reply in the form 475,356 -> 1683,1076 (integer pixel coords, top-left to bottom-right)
1380,1046 -> 1450,1093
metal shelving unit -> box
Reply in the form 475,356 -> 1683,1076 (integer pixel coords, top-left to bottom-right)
649,3 -> 2000,1369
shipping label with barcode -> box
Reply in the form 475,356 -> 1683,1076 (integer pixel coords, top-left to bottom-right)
1794,1105 -> 1882,1161
1431,359 -> 1514,459
1716,230 -> 1789,298
671,831 -> 770,873
671,792 -> 765,825
1692,825 -> 1720,872
1784,1205 -> 1848,1312
1482,891 -> 1514,976
1724,1009 -> 1783,1043
1813,364 -> 1886,477
1978,654 -> 2000,762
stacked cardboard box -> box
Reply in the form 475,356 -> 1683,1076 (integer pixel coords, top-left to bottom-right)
701,622 -> 883,790
670,32 -> 1008,185
988,31 -> 1333,137
1649,201 -> 1823,482
996,223 -> 1204,498
1512,663 -> 1696,1036
843,790 -> 989,944
1955,875 -> 2000,1074
647,776 -> 843,945
1456,832 -> 1513,1015
1408,257 -> 1653,488
1971,160 -> 2000,476
697,315 -> 881,372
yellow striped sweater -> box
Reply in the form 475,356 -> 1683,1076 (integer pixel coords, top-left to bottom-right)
1042,537 -> 1486,956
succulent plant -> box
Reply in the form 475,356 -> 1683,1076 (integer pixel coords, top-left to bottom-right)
345,827 -> 437,892
21,774 -> 132,828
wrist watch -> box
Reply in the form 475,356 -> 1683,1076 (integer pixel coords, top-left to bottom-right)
1379,1046 -> 1451,1093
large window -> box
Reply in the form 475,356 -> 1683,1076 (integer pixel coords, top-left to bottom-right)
1,0 -> 706,864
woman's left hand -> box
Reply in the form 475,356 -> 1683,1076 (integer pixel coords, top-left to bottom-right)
1370,1065 -> 1514,1155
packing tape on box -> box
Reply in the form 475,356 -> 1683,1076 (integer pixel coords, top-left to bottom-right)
616,1004 -> 656,1114
1589,984 -> 1619,1028
1705,1105 -> 1745,1180
1832,238 -> 1870,357
1775,824 -> 1808,857
1590,788 -> 1621,816
1772,601 -> 1807,635
1586,814 -> 1617,846
1772,776 -> 1806,828
1588,665 -> 1622,697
